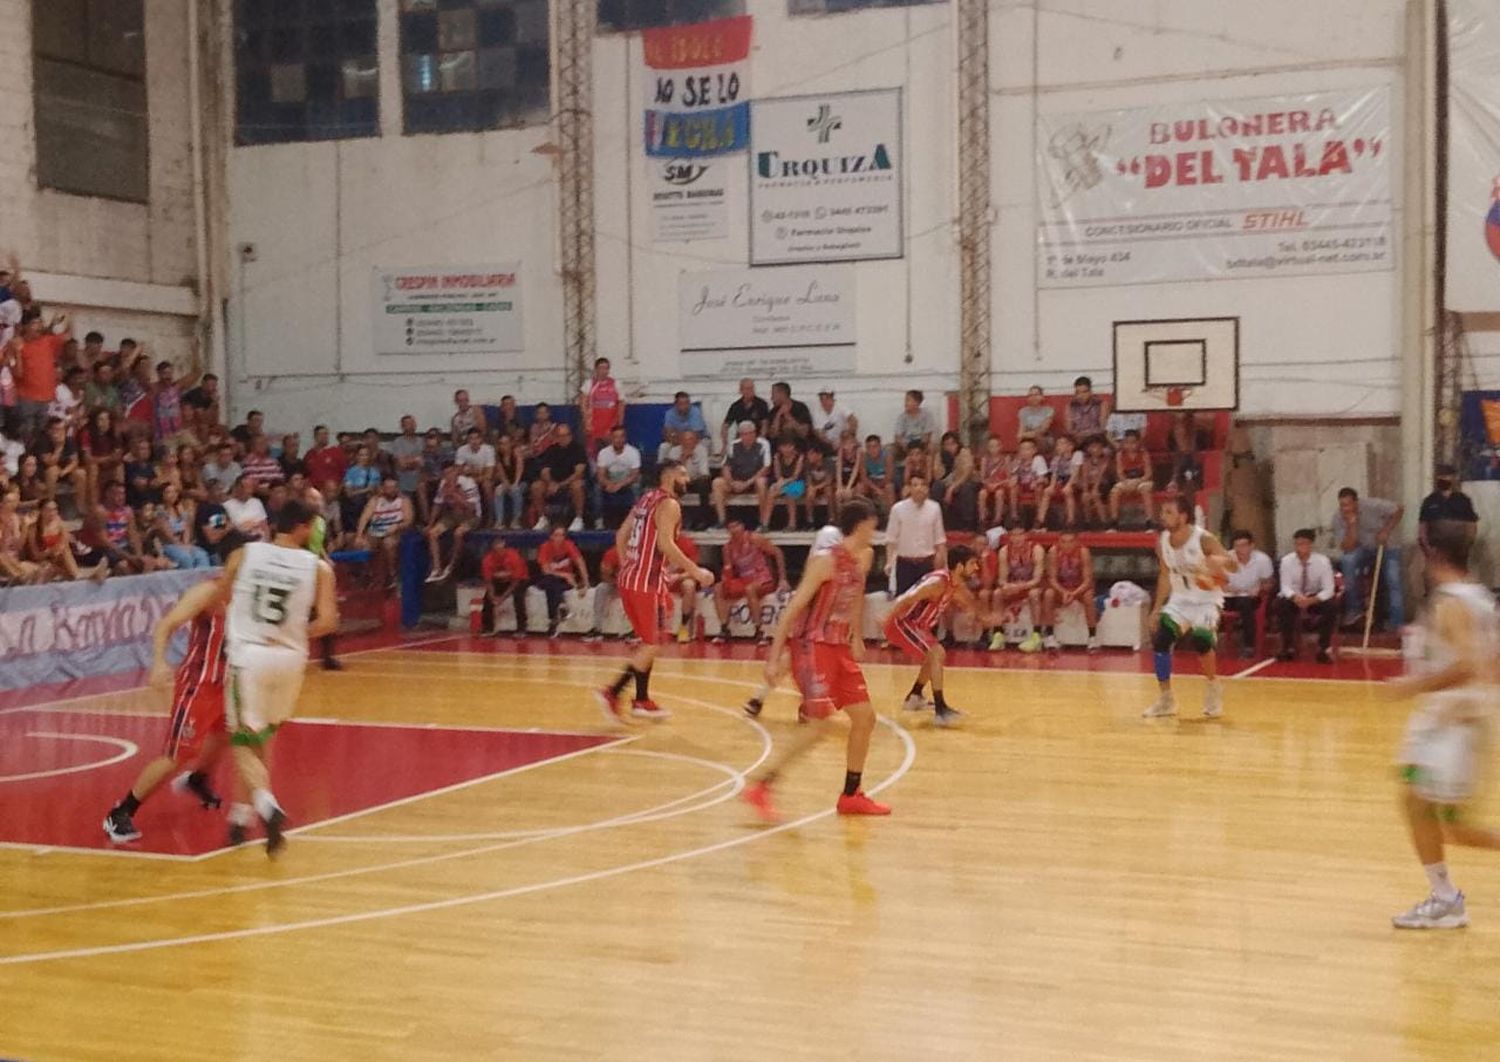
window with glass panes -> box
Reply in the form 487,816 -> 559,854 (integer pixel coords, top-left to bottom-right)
400,0 -> 550,135
33,0 -> 149,202
234,0 -> 379,145
598,0 -> 744,33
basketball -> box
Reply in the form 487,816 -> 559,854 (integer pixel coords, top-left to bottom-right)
1195,566 -> 1229,591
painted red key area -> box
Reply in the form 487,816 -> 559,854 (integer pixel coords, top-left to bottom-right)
1,708 -> 613,857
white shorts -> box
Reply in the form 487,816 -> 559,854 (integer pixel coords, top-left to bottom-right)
228,643 -> 307,738
1399,712 -> 1486,805
1162,597 -> 1221,635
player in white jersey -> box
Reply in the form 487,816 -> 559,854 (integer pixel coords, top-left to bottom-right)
742,523 -> 844,718
1387,520 -> 1500,929
217,498 -> 338,855
1142,495 -> 1237,719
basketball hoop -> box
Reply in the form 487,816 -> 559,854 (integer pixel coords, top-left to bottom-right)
1145,384 -> 1193,409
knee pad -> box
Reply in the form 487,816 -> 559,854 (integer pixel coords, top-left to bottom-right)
1153,650 -> 1173,682
1151,619 -> 1180,654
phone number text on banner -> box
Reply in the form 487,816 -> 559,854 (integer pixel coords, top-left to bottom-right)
642,15 -> 752,159
1037,87 -> 1393,288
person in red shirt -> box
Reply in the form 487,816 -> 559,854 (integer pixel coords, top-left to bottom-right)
480,538 -> 531,638
536,525 -> 589,638
304,425 -> 348,489
14,309 -> 70,440
580,356 -> 624,454
669,531 -> 702,643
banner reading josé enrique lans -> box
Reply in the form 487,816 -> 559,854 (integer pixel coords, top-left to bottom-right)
1037,87 -> 1393,289
642,15 -> 752,160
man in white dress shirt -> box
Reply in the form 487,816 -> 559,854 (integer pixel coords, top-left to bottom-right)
1275,528 -> 1338,663
885,471 -> 947,594
1223,529 -> 1275,659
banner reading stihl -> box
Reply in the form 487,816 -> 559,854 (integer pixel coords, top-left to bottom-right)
1037,87 -> 1393,288
642,15 -> 752,159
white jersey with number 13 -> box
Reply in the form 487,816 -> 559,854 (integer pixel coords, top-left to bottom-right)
228,541 -> 322,663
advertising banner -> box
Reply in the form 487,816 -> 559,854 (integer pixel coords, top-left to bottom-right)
678,264 -> 856,377
642,15 -> 752,160
650,158 -> 731,243
1037,87 -> 1393,288
749,88 -> 904,265
1446,0 -> 1500,312
371,264 -> 523,356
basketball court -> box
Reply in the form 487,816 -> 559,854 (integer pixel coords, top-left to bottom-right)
4,638 -> 1497,1060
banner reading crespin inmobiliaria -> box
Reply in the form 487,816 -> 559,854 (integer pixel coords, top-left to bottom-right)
642,15 -> 752,243
1037,87 -> 1393,289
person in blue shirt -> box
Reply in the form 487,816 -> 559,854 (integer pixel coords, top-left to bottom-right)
659,391 -> 708,461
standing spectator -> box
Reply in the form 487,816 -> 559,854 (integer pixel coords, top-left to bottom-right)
1065,376 -> 1110,443
80,330 -> 106,368
1332,487 -> 1405,629
424,462 -> 481,582
154,483 -> 211,569
813,390 -> 858,451
665,429 -> 711,524
530,422 -> 588,531
230,409 -> 264,451
224,476 -> 270,542
480,537 -> 530,637
123,437 -> 161,508
241,433 -> 284,491
581,356 -> 625,454
454,426 -> 497,519
201,441 -> 242,491
1418,464 -> 1479,551
1277,528 -> 1338,663
32,416 -> 85,503
763,436 -> 806,530
767,382 -> 813,442
720,378 -> 771,452
1223,530 -> 1275,658
536,525 -> 589,637
892,390 -> 937,456
193,479 -> 234,561
660,391 -> 708,460
51,366 -> 86,434
712,421 -> 771,527
278,432 -> 304,480
450,388 -> 488,446
595,425 -> 641,529
305,425 -> 348,491
84,359 -> 122,417
361,428 -> 394,478
492,432 -> 527,529
885,471 -> 947,593
151,359 -> 200,443
181,372 -> 221,434
341,445 -> 381,530
354,475 -> 414,581
1016,386 -> 1055,451
80,408 -> 123,508
14,309 -> 71,441
388,415 -> 424,500
1108,430 -> 1153,526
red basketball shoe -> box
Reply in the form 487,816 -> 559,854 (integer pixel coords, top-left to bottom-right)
595,687 -> 626,726
836,790 -> 891,816
742,781 -> 781,824
630,699 -> 672,721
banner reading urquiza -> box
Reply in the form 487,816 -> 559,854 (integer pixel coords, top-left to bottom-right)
642,15 -> 752,159
1037,86 -> 1393,288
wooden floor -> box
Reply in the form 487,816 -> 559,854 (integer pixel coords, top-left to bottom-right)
5,640 -> 1500,1061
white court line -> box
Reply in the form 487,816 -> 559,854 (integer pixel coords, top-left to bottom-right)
0,840 -> 196,863
0,733 -> 139,784
0,713 -> 914,966
1229,658 -> 1277,681
0,685 -> 775,921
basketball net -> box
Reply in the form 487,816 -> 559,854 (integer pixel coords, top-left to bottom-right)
1146,385 -> 1193,408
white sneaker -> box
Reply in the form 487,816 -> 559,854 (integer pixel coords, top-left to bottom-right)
533,516 -> 550,531
1393,892 -> 1468,930
424,569 -> 442,583
902,693 -> 930,712
1043,634 -> 1059,651
1202,683 -> 1223,719
1142,693 -> 1176,718
569,517 -> 584,532
1086,634 -> 1100,652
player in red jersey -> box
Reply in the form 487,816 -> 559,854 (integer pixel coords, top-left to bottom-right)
1046,530 -> 1099,651
598,460 -> 715,722
742,497 -> 890,822
885,545 -> 990,728
102,579 -> 229,843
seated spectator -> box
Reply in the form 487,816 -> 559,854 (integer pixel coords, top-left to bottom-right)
354,475 -> 414,582
279,432 -> 304,481
595,425 -> 641,530
668,531 -> 702,643
934,434 -> 979,532
304,425 -> 348,493
454,426 -> 497,517
892,389 -> 936,456
1223,530 -> 1275,658
155,483 -> 211,569
1038,435 -> 1082,529
1065,376 -> 1110,444
27,497 -> 89,581
97,483 -> 168,575
535,525 -> 589,637
900,441 -> 928,498
1277,528 -> 1337,663
494,394 -> 522,440
1418,464 -> 1478,552
480,537 -> 530,638
79,408 -> 124,508
84,359 -> 122,417
585,545 -> 622,643
813,390 -> 858,452
225,476 -> 271,543
660,391 -> 708,461
193,478 -> 235,561
832,431 -> 863,518
1045,530 -> 1099,650
802,445 -> 835,527
317,481 -> 351,554
123,437 -> 161,508
451,388 -> 488,446
202,441 -> 242,491
241,433 -> 284,492
1009,438 -> 1048,531
181,372 -> 221,434
720,378 -> 770,453
529,422 -> 588,531
361,428 -> 394,478
1076,437 -> 1112,528
767,382 -> 813,443
230,409 -> 264,451
763,435 -> 805,530
15,453 -> 45,513
52,366 -> 86,433
712,421 -> 771,528
79,329 -> 106,366
1017,386 -> 1055,452
177,444 -> 205,502
1108,430 -> 1152,526
492,432 -> 527,529
1165,411 -> 1207,493
0,485 -> 43,585
341,445 -> 381,530
526,402 -> 560,468
978,436 -> 1010,528
991,529 -> 1048,651
0,428 -> 21,478
713,518 -> 787,644
424,463 -> 481,582
665,429 -> 711,526
32,416 -> 84,504
1332,487 -> 1405,629
155,446 -> 184,499
1104,408 -> 1145,446
855,434 -> 895,514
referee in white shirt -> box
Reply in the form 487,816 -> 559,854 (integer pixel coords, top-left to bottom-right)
884,471 -> 947,593
1275,528 -> 1338,662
